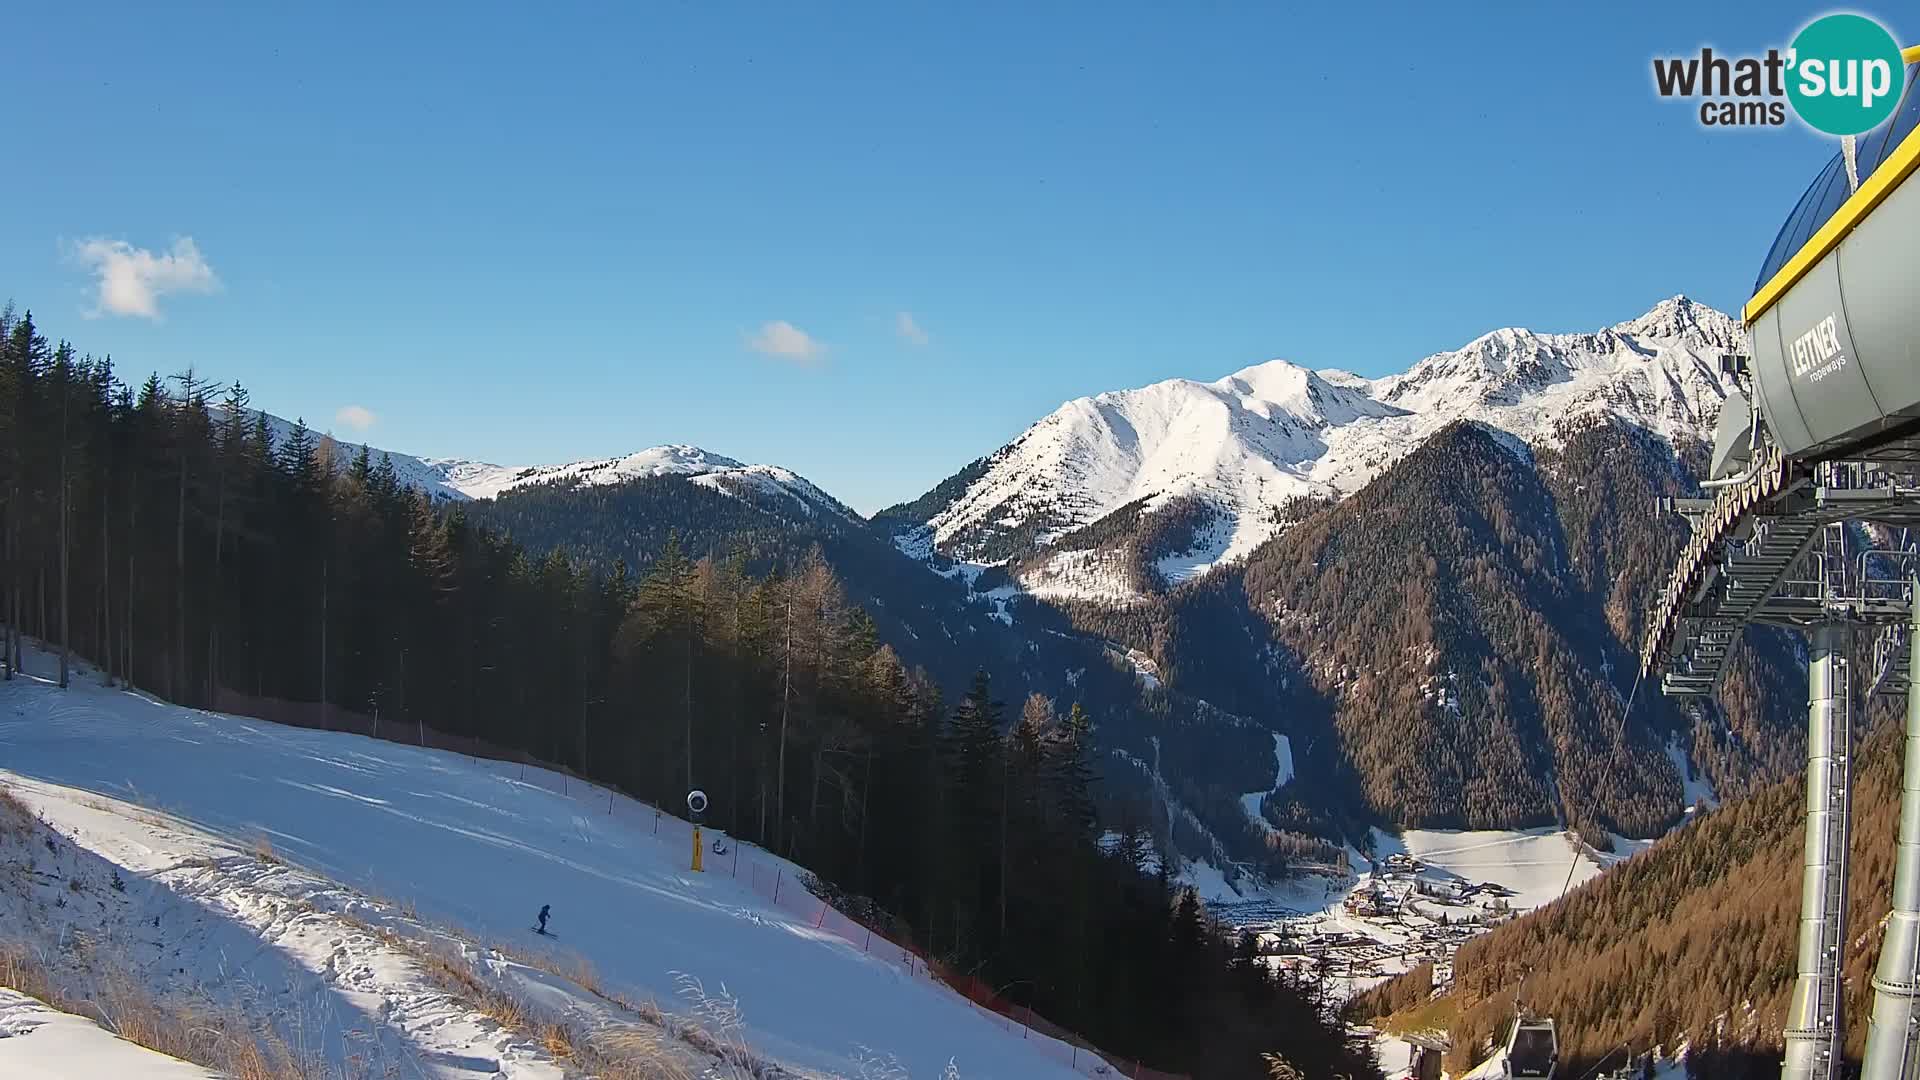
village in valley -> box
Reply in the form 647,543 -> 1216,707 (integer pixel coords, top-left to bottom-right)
1207,836 -> 1570,1007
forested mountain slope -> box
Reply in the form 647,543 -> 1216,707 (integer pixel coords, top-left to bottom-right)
1355,696 -> 1900,1080
309,313 -> 1806,849
458,470 -> 1331,883
865,300 -> 1807,842
1093,418 -> 1805,840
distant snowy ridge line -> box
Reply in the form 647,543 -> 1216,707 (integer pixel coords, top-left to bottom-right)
244,409 -> 857,520
910,296 -> 1744,597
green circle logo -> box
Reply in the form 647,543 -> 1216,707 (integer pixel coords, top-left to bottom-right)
1787,14 -> 1907,136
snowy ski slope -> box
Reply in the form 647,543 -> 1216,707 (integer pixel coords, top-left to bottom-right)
0,648 -> 1104,1079
0,989 -> 217,1078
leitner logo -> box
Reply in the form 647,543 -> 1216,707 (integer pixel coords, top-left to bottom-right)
1652,12 -> 1906,135
1790,313 -> 1848,382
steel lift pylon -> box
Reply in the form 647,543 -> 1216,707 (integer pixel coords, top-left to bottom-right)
1642,45 -> 1920,1078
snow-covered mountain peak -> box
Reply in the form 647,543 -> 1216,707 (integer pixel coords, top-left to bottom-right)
1374,296 -> 1741,432
584,444 -> 748,476
244,411 -> 851,521
429,444 -> 760,500
1613,294 -> 1742,346
909,297 -> 1746,599
918,360 -> 1415,575
1210,359 -> 1405,428
424,443 -> 857,519
1313,367 -> 1374,392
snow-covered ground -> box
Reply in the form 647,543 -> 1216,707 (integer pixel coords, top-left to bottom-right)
1019,549 -> 1143,606
1209,825 -> 1610,927
1195,821 -> 1639,1017
0,988 -> 217,1078
1,771 -> 591,1079
1369,1032 -> 1416,1079
1121,649 -> 1162,690
1238,733 -> 1295,837
1191,822 -> 1612,931
0,646 -> 1109,1079
1371,827 -> 1604,911
1666,739 -> 1719,815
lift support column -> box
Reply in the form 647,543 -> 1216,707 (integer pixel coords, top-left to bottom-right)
1786,623 -> 1854,1080
1864,584 -> 1920,1080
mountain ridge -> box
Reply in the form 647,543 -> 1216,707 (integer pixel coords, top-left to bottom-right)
892,295 -> 1745,601
249,410 -> 856,521
263,294 -> 1741,591
239,294 -> 1797,856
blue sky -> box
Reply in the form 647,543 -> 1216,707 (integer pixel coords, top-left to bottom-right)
0,2 -> 1894,512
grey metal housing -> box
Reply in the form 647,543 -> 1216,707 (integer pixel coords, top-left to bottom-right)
1748,170 -> 1920,461
1708,390 -> 1754,481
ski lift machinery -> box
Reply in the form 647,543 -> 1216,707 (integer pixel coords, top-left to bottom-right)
1641,45 -> 1920,1080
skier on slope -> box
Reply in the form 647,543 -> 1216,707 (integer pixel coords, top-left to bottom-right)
537,904 -> 551,935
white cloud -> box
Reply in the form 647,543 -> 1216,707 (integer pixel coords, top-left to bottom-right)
72,236 -> 220,319
895,311 -> 930,346
746,320 -> 826,363
334,405 -> 377,432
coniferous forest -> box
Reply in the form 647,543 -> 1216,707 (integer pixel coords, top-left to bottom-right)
1353,696 -> 1904,1080
0,305 -> 1380,1078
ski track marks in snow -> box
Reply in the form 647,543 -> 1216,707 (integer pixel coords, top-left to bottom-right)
0,647 -> 1101,1079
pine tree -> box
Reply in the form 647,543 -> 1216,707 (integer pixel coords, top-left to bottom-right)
0,301 -> 14,679
4,312 -> 51,677
50,342 -> 79,687
941,669 -> 1005,955
1054,702 -> 1098,839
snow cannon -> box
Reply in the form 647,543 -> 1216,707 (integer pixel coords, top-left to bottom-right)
1737,51 -> 1920,467
687,789 -> 709,872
